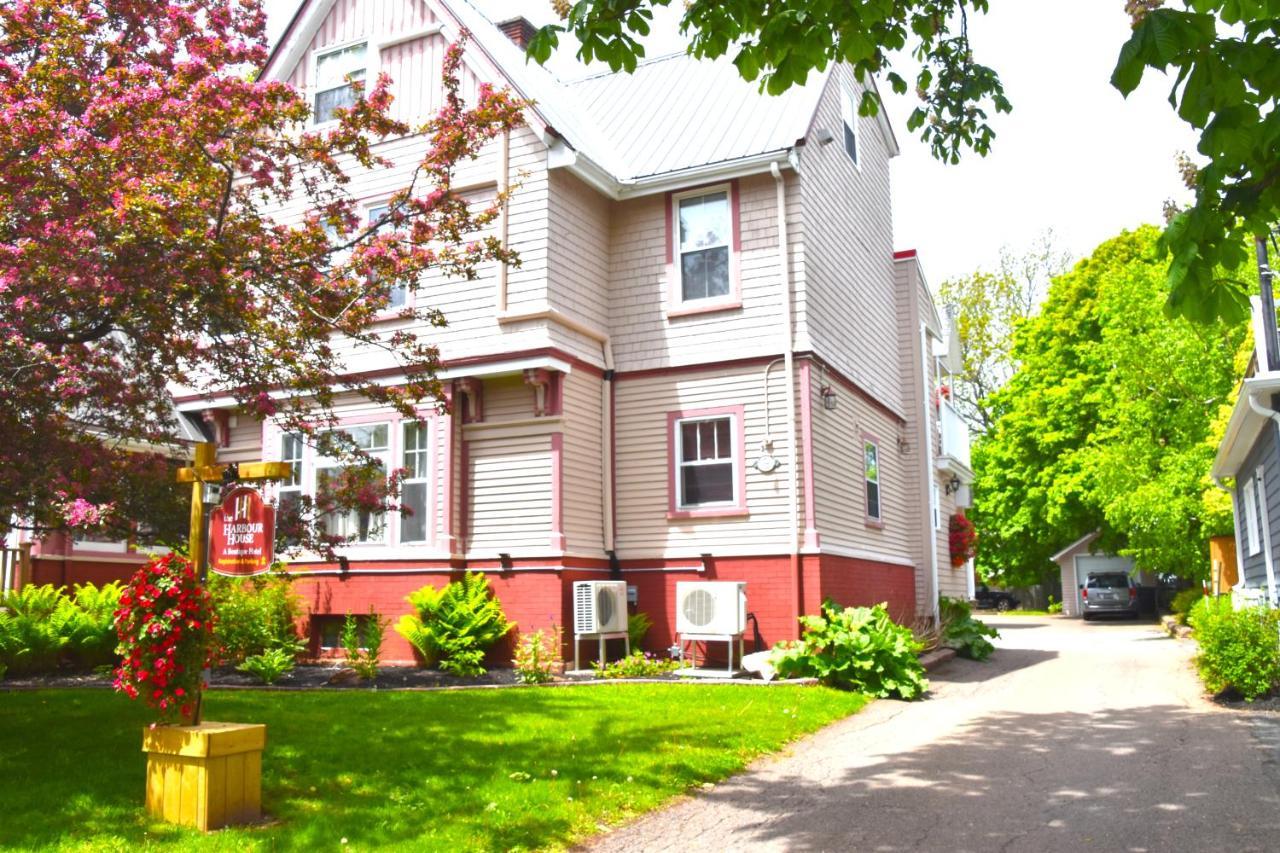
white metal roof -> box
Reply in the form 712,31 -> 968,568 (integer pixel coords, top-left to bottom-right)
564,52 -> 828,182
267,0 -> 888,191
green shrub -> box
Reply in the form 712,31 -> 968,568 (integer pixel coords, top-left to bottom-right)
628,611 -> 652,649
0,582 -> 122,674
593,650 -> 678,679
342,608 -> 385,681
939,596 -> 999,661
513,627 -> 562,684
771,599 -> 928,699
237,648 -> 296,685
1171,587 -> 1205,625
1189,597 -> 1280,701
395,573 -> 512,676
1047,596 -> 1063,615
207,568 -> 303,665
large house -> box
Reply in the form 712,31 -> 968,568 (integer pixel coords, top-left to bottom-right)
30,0 -> 976,661
1212,293 -> 1280,606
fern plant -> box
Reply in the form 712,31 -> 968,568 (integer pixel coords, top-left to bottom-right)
395,573 -> 512,676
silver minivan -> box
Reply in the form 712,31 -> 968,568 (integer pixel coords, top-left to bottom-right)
1081,572 -> 1139,619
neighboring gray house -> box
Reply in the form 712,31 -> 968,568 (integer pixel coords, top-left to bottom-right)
1211,298 -> 1280,606
1051,532 -> 1138,618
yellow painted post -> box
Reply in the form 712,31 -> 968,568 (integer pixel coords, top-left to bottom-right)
188,442 -> 217,568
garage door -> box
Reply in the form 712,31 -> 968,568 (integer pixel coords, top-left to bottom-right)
1074,555 -> 1135,616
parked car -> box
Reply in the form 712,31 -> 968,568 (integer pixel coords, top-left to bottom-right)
1081,572 -> 1139,619
973,585 -> 1020,612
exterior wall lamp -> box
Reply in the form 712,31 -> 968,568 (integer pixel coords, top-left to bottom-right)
820,385 -> 837,410
944,474 -> 962,495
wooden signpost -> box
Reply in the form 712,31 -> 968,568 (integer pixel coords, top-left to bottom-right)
142,440 -> 293,831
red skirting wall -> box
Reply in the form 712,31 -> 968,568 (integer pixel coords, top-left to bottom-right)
33,551 -> 918,666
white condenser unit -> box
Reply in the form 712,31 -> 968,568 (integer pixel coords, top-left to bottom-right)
676,581 -> 747,636
573,580 -> 628,635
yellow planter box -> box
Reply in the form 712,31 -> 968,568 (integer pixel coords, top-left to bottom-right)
142,721 -> 266,831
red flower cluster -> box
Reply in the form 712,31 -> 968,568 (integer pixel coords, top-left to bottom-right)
949,511 -> 979,568
113,554 -> 214,723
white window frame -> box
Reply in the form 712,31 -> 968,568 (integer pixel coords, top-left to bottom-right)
670,185 -> 737,311
674,413 -> 740,510
840,88 -> 861,171
864,440 -> 882,522
365,202 -> 409,312
399,419 -> 431,543
311,40 -> 371,126
310,422 -> 393,546
1244,476 -> 1262,556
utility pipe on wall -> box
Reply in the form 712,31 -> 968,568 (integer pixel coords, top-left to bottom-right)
770,160 -> 802,632
920,320 -> 941,623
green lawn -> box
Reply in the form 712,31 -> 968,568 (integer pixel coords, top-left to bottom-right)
0,684 -> 866,851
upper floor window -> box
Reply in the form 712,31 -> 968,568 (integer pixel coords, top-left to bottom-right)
278,432 -> 305,542
314,42 -> 367,124
840,89 -> 860,168
675,189 -> 732,303
366,204 -> 407,311
865,440 -> 881,522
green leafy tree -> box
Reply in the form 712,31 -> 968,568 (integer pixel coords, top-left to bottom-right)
939,233 -> 1071,431
1112,1 -> 1280,323
973,227 -> 1245,586
532,0 -> 1010,163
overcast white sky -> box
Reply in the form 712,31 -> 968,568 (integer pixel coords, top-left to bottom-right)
265,0 -> 1200,284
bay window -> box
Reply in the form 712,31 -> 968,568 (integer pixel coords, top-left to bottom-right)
314,423 -> 390,544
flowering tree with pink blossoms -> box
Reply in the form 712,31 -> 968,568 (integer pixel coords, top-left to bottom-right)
0,1 -> 525,545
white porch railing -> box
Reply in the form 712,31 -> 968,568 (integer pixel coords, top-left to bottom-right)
939,400 -> 971,470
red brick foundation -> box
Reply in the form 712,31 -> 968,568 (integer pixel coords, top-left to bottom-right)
34,551 -> 918,666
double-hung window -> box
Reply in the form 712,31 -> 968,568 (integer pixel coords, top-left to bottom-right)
314,42 -> 367,124
315,423 -> 390,544
864,440 -> 882,522
675,190 -> 732,304
840,89 -> 860,168
366,204 -> 407,311
278,432 -> 305,543
1244,476 -> 1262,556
674,412 -> 739,510
400,420 -> 430,543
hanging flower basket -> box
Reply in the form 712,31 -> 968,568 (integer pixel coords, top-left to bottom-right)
949,511 -> 978,568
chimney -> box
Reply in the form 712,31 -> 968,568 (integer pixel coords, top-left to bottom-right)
497,17 -> 538,50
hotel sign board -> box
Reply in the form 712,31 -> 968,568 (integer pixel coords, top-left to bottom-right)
209,487 -> 276,576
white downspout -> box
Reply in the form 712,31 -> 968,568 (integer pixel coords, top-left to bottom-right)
602,339 -> 615,554
770,161 -> 802,628
921,321 -> 940,623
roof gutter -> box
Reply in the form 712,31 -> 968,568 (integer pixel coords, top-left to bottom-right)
550,144 -> 798,201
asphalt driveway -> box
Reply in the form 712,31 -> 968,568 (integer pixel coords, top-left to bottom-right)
586,615 -> 1280,852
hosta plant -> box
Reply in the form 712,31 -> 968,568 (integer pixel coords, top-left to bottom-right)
939,595 -> 998,661
112,554 -> 214,723
772,599 -> 928,699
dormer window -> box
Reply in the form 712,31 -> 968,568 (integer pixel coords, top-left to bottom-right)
314,42 -> 367,124
675,188 -> 732,303
840,89 -> 860,168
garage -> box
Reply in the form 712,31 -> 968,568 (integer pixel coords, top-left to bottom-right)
1051,533 -> 1137,618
